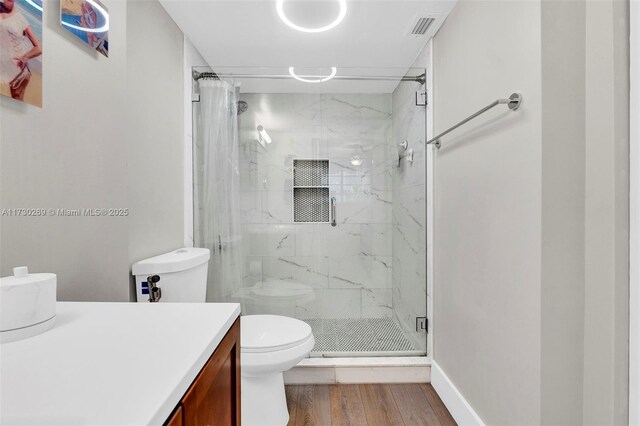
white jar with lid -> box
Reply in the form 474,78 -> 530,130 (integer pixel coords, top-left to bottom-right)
1,267 -> 56,343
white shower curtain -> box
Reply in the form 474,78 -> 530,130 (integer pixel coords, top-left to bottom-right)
196,79 -> 243,302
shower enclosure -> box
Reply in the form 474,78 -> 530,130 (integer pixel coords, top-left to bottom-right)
193,67 -> 427,357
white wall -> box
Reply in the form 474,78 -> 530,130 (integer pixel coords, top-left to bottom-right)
126,0 -> 185,299
0,0 -> 187,301
432,0 -> 630,424
631,2 -> 640,424
1,0 -> 130,301
582,1 -> 630,424
540,1 -> 586,423
432,1 -> 543,424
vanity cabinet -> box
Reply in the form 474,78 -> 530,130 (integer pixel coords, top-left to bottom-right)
166,318 -> 241,426
166,407 -> 183,426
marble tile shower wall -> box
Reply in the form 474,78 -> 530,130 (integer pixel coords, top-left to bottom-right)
237,93 -> 395,319
391,78 -> 427,351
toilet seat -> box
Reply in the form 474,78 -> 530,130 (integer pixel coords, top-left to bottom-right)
241,315 -> 315,377
241,315 -> 312,353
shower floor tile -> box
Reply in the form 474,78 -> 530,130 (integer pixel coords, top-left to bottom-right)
303,318 -> 419,355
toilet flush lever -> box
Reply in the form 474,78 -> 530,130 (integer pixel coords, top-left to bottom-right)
147,275 -> 161,302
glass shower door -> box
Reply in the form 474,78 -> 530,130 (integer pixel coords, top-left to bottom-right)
193,66 -> 428,357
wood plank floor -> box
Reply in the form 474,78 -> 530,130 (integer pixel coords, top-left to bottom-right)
285,384 -> 456,426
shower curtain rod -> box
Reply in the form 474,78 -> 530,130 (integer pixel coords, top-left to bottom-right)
426,92 -> 524,149
193,70 -> 426,85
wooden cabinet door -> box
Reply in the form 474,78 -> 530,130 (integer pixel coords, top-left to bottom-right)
181,319 -> 241,426
166,406 -> 183,426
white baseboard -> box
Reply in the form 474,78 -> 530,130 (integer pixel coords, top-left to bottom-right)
431,361 -> 485,426
284,357 -> 431,384
285,357 -> 484,426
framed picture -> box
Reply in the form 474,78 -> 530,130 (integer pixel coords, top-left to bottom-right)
0,0 -> 43,107
61,0 -> 108,57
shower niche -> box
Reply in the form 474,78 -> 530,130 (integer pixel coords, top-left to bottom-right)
293,159 -> 330,223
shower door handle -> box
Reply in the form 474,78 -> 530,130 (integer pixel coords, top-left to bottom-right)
330,197 -> 337,227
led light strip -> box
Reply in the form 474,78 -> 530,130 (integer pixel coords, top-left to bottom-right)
276,0 -> 346,33
289,67 -> 337,83
61,0 -> 109,33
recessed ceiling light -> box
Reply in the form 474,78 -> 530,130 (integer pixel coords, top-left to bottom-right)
276,0 -> 347,33
61,0 -> 109,33
289,67 -> 337,83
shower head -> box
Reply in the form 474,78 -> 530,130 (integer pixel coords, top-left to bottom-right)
237,101 -> 248,115
397,140 -> 408,156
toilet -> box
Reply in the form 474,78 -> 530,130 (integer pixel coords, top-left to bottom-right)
132,247 -> 211,302
132,248 -> 315,426
241,315 -> 315,426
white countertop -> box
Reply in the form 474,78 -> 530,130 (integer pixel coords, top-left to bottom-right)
1,302 -> 241,425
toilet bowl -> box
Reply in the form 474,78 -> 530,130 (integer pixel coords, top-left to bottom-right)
241,315 -> 315,426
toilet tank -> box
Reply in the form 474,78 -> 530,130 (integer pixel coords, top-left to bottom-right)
132,248 -> 210,303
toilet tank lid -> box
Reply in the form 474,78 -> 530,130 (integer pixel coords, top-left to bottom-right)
132,248 -> 210,276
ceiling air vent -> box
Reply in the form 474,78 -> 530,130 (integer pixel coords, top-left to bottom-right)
409,16 -> 435,36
